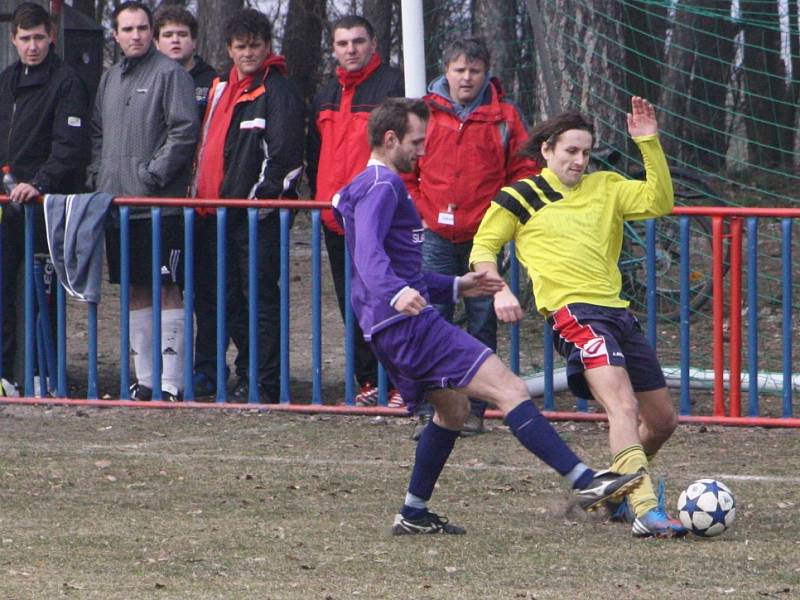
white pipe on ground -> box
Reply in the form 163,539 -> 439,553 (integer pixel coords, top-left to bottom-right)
524,367 -> 800,397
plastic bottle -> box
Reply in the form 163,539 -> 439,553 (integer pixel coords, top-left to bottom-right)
3,165 -> 17,195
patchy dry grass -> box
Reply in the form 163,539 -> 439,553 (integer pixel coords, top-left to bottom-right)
1,406 -> 799,599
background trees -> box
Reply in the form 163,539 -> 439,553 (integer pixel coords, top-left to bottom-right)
67,0 -> 798,203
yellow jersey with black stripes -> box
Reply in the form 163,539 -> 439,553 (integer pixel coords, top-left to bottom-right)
469,134 -> 673,315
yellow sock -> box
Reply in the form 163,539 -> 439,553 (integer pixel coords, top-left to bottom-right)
610,444 -> 658,517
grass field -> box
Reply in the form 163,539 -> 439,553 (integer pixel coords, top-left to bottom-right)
1,405 -> 799,599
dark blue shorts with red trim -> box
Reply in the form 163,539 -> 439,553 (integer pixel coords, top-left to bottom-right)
547,303 -> 666,400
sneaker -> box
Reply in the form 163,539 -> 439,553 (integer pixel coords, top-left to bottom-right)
0,378 -> 20,398
192,372 -> 216,398
388,388 -> 405,408
460,414 -> 485,438
605,498 -> 635,523
391,511 -> 466,535
355,382 -> 378,407
160,389 -> 182,402
230,377 -> 278,404
632,507 -> 688,538
129,382 -> 152,401
575,469 -> 644,511
655,477 -> 667,511
411,413 -> 431,441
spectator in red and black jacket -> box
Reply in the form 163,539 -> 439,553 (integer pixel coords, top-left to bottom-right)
306,15 -> 404,407
404,37 -> 537,438
191,8 -> 304,403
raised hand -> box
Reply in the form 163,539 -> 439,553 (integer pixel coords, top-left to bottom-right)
627,96 -> 658,138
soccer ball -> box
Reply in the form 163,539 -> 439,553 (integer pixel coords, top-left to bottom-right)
677,479 -> 736,537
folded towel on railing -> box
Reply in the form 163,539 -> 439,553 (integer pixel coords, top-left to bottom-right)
44,192 -> 114,304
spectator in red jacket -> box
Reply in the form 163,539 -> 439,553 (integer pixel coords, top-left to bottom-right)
306,15 -> 405,407
405,37 -> 537,438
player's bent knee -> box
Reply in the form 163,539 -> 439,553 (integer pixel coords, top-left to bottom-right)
430,392 -> 470,430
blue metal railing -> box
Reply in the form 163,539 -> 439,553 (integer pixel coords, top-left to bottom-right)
2,199 -> 798,423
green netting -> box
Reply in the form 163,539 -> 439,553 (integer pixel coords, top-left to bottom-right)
423,0 -> 799,379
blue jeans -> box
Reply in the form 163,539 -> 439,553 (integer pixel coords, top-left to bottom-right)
418,229 -> 497,418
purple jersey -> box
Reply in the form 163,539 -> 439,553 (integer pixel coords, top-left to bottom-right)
333,161 -> 456,339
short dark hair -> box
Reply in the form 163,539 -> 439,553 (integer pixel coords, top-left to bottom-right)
112,1 -> 153,32
224,8 -> 272,46
522,111 -> 595,164
331,15 -> 375,40
368,98 -> 430,149
442,36 -> 490,71
154,5 -> 198,40
11,2 -> 51,35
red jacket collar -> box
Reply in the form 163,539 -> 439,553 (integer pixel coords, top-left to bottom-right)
336,52 -> 381,90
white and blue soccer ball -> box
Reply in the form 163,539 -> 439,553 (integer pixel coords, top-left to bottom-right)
677,479 -> 736,537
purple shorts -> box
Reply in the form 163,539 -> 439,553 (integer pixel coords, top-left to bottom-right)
369,308 -> 493,414
548,303 -> 666,400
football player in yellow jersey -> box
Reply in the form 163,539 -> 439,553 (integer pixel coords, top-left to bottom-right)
470,97 -> 687,538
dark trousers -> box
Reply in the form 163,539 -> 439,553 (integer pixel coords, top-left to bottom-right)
1,204 -> 50,381
193,211 -> 281,394
418,230 -> 498,418
324,227 -> 378,387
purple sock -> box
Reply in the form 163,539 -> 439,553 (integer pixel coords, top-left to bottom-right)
505,400 -> 589,478
401,420 -> 459,519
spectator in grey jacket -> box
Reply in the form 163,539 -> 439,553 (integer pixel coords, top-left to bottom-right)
87,1 -> 198,401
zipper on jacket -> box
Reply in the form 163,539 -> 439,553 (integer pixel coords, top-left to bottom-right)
7,101 -> 16,158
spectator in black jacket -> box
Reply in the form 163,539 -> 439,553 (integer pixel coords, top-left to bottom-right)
154,5 -> 217,122
190,9 -> 304,403
0,2 -> 89,393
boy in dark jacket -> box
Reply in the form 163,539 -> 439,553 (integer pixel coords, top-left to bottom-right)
154,5 -> 217,122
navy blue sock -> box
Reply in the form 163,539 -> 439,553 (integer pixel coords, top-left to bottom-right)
505,400 -> 589,478
401,420 -> 459,519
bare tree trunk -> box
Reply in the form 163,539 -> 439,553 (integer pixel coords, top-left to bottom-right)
623,0 -> 668,103
472,0 -> 517,86
363,0 -> 393,65
283,0 -> 326,101
660,1 -> 736,172
686,4 -> 736,172
72,0 -> 97,21
422,0 -> 445,84
517,9 -> 539,124
740,1 -> 794,170
539,0 -> 626,149
197,0 -> 244,74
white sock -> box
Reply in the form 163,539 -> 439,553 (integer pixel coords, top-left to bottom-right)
565,462 -> 591,488
161,308 -> 184,396
130,308 -> 153,389
403,492 -> 427,510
